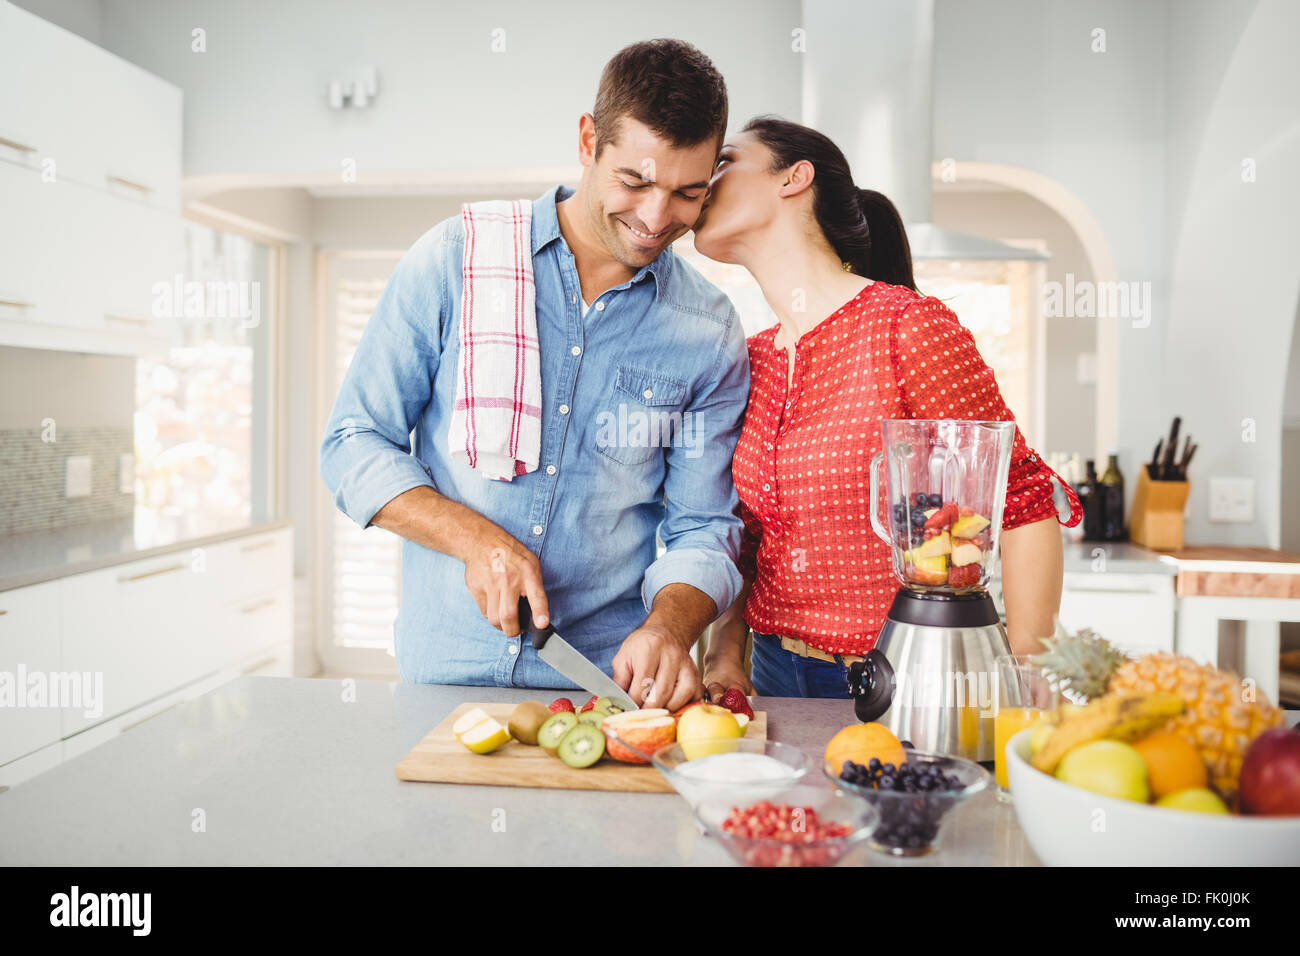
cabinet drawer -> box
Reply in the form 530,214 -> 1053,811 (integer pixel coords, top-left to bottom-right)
203,529 -> 293,605
224,587 -> 293,666
1058,576 -> 1176,656
0,580 -> 63,766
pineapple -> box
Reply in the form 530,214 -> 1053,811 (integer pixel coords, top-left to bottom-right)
1032,631 -> 1285,798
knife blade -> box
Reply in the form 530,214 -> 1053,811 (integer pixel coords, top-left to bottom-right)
518,599 -> 638,711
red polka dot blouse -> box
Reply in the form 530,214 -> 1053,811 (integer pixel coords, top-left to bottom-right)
734,280 -> 1082,656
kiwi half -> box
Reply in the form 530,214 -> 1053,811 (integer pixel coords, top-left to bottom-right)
537,712 -> 578,754
557,722 -> 606,769
577,709 -> 607,727
507,701 -> 551,746
594,696 -> 628,717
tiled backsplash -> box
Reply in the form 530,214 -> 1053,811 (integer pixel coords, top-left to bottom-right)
0,427 -> 134,536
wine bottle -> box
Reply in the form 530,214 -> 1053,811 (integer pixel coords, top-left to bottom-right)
1099,452 -> 1127,541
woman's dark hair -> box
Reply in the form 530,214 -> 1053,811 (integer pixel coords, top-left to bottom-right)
742,115 -> 917,291
593,39 -> 729,160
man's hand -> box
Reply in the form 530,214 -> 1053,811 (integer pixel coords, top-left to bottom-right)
612,626 -> 703,712
461,521 -> 549,637
702,656 -> 754,702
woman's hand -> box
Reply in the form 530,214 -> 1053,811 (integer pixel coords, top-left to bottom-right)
703,656 -> 754,701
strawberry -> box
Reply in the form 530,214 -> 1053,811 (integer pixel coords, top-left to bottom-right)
947,563 -> 981,588
578,695 -> 599,713
548,697 -> 576,714
719,688 -> 755,720
924,502 -> 958,530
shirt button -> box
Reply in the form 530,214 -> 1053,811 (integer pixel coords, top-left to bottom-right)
643,388 -> 654,399
571,345 -> 582,356
508,644 -> 519,655
559,404 -> 569,415
570,293 -> 577,304
546,464 -> 556,475
594,301 -> 605,312
532,525 -> 543,536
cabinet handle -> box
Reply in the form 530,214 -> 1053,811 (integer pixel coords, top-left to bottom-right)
0,299 -> 37,309
0,135 -> 37,153
106,174 -> 153,195
105,313 -> 152,326
0,609 -> 7,616
240,597 -> 277,615
118,562 -> 187,583
240,540 -> 276,553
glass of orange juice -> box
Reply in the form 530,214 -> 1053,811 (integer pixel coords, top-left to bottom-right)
994,654 -> 1060,802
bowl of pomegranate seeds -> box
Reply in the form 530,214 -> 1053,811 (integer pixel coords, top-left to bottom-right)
694,786 -> 879,867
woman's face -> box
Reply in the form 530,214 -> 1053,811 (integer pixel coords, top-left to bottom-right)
691,131 -> 779,264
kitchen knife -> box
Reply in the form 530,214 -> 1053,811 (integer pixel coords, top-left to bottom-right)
1160,417 -> 1181,480
517,599 -> 638,712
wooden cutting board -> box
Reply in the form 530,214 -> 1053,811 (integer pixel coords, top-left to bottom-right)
396,702 -> 767,793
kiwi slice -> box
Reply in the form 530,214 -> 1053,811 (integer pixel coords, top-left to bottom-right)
507,701 -> 551,746
577,709 -> 607,727
537,712 -> 578,754
594,696 -> 628,717
557,722 -> 606,769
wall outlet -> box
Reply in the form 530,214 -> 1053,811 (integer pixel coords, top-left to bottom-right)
1208,476 -> 1254,523
64,455 -> 92,498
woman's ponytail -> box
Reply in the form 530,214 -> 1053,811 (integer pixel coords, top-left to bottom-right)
857,188 -> 916,291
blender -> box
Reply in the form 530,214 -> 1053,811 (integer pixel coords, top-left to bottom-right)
848,419 -> 1016,762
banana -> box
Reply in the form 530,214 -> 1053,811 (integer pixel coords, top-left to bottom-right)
1030,692 -> 1185,775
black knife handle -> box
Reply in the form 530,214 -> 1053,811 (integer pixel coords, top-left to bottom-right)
517,597 -> 553,650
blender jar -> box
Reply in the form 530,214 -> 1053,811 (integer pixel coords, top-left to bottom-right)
869,419 -> 1015,593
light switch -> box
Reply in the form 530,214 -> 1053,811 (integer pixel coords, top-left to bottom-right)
65,455 -> 92,498
1209,477 -> 1254,523
118,453 -> 134,494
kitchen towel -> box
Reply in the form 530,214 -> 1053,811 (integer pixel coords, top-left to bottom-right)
449,199 -> 541,481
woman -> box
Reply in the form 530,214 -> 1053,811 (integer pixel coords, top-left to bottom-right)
692,116 -> 1081,700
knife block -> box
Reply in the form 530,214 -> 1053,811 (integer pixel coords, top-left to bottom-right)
1129,470 -> 1190,551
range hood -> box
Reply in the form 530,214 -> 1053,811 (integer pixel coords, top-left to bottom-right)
801,0 -> 1047,262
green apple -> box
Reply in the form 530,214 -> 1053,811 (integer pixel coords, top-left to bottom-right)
1155,788 -> 1229,814
1056,740 -> 1150,802
676,703 -> 745,760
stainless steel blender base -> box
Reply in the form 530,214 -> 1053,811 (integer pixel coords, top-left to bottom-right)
849,590 -> 1011,762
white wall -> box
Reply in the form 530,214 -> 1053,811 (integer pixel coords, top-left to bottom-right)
93,0 -> 803,182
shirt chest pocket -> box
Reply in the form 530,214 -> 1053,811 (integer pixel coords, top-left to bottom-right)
594,366 -> 690,466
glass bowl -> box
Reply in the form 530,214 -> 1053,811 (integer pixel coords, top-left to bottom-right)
694,784 -> 879,867
824,750 -> 990,857
640,737 -> 811,810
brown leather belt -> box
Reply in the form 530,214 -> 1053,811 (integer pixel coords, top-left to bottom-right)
779,635 -> 864,666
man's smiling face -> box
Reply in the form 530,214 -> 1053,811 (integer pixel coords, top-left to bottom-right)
580,115 -> 719,270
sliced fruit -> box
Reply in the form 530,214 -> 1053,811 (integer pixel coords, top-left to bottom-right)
594,696 -> 629,717
947,563 -> 981,589
915,531 -> 951,558
460,716 -> 511,754
557,722 -> 606,768
507,701 -> 551,746
906,550 -> 948,586
733,713 -> 751,731
577,709 -> 606,727
950,541 -> 983,567
578,695 -> 599,713
718,688 -> 754,720
602,709 -> 676,764
923,503 -> 957,531
951,514 -> 990,538
452,707 -> 493,740
537,711 -> 578,754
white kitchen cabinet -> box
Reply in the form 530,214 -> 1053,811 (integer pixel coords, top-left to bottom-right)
0,580 -> 63,766
1057,571 -> 1177,655
0,2 -> 181,209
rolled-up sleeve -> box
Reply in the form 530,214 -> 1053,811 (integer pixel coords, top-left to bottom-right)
319,235 -> 446,529
641,305 -> 750,618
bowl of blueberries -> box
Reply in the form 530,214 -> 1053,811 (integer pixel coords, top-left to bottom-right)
825,745 -> 990,857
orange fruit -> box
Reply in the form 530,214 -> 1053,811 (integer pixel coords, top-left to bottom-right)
825,722 -> 907,771
1133,731 -> 1208,799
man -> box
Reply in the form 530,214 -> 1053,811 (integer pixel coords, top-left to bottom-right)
319,39 -> 748,711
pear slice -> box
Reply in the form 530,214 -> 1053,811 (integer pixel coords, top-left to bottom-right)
460,717 -> 511,754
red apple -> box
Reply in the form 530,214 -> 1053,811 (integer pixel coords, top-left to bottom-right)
601,709 -> 675,764
1238,727 -> 1300,816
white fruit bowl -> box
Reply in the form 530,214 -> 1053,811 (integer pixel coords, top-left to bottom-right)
1005,729 -> 1300,866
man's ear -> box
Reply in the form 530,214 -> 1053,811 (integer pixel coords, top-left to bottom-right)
577,113 -> 597,168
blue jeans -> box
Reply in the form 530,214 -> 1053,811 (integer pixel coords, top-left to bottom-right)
750,632 -> 853,699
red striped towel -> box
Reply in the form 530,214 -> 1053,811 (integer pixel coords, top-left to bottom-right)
449,199 -> 541,481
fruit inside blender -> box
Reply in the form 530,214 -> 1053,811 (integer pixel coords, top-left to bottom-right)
890,492 -> 992,590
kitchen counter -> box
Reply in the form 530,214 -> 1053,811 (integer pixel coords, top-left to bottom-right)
0,676 -> 1043,866
0,510 -> 294,592
1060,539 -> 1177,575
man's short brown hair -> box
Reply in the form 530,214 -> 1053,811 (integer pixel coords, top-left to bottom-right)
592,39 -> 729,162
